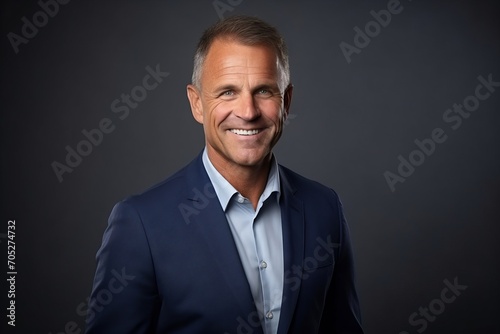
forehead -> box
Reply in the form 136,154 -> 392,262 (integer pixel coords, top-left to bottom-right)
202,38 -> 280,81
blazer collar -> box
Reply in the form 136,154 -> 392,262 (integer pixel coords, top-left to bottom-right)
277,165 -> 305,334
181,152 -> 263,332
182,152 -> 305,333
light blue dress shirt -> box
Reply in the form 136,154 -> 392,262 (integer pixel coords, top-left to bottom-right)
202,148 -> 284,334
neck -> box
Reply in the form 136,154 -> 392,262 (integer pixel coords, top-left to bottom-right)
207,148 -> 272,210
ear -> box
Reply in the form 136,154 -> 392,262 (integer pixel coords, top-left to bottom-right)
283,83 -> 294,119
186,84 -> 204,124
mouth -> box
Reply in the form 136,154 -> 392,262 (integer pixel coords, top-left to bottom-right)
229,129 -> 261,136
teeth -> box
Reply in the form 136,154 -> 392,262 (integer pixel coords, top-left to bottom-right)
230,129 -> 260,136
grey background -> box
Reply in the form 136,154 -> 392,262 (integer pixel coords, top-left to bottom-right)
2,0 -> 499,333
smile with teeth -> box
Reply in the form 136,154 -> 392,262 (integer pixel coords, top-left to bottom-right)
229,129 -> 260,136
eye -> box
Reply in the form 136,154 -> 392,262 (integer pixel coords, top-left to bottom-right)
257,88 -> 274,98
222,90 -> 234,96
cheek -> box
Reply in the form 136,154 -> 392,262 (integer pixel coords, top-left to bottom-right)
205,101 -> 230,127
260,101 -> 285,123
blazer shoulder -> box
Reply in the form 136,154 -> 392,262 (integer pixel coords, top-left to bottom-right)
279,164 -> 341,203
121,154 -> 203,210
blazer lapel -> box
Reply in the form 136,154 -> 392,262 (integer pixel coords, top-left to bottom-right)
182,153 -> 263,332
277,166 -> 305,334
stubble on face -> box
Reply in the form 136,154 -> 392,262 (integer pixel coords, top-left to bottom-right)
192,38 -> 289,175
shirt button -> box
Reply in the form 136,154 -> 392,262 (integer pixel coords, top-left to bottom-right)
260,261 -> 267,269
237,195 -> 245,203
266,311 -> 273,319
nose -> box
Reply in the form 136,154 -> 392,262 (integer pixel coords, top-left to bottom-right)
234,92 -> 261,121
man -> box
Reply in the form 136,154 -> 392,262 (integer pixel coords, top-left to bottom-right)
86,15 -> 363,333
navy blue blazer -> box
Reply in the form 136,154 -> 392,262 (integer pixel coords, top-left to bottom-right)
86,152 -> 363,333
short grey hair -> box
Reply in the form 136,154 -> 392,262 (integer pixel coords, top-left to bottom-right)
191,15 -> 290,91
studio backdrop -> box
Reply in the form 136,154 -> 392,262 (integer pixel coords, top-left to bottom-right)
2,0 -> 499,333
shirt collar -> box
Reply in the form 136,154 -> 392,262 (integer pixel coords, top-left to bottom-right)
202,148 -> 281,212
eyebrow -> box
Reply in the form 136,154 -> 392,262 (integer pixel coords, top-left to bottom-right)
213,82 -> 280,95
252,83 -> 280,92
213,84 -> 239,94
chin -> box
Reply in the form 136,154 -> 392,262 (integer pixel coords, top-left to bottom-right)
230,150 -> 270,167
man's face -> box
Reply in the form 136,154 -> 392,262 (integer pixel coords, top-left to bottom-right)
187,38 -> 292,171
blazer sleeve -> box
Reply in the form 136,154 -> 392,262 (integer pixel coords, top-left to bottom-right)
319,195 -> 364,333
85,200 -> 160,333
